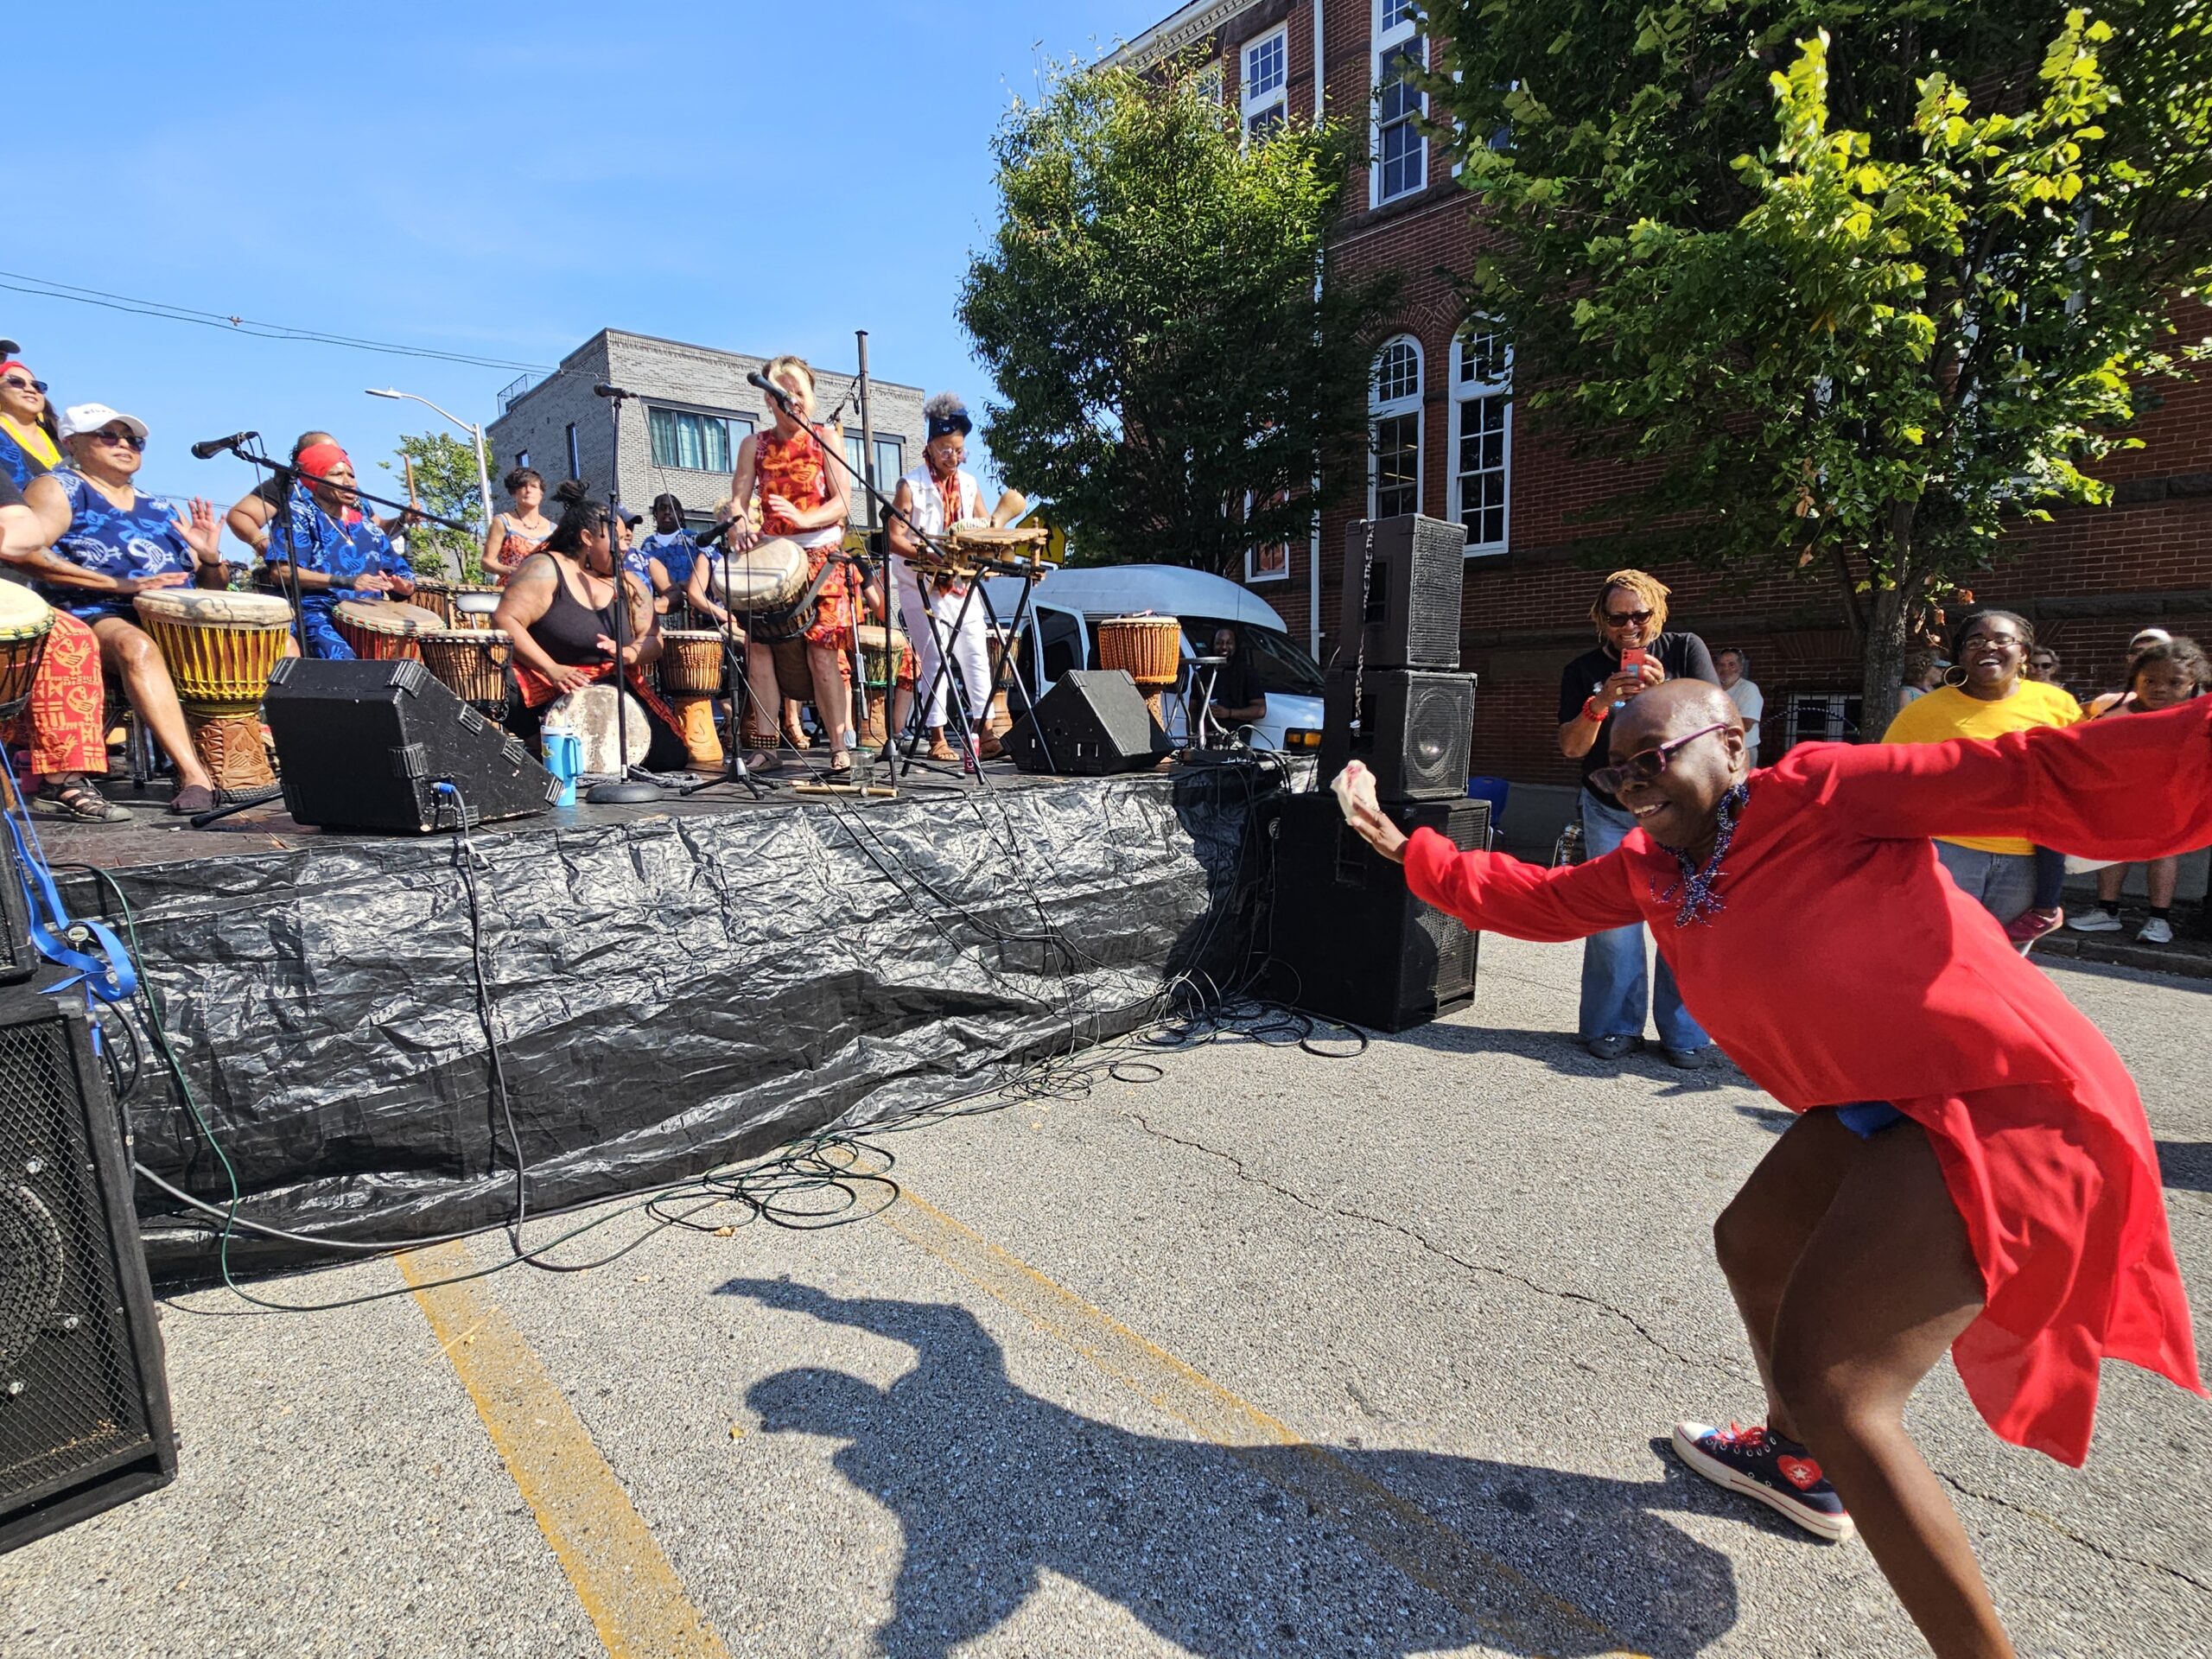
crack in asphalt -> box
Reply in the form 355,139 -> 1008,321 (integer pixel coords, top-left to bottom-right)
1937,1472 -> 2212,1597
1122,1109 -> 1746,1381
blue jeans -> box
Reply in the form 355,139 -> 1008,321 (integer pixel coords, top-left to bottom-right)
1934,842 -> 2039,927
1578,790 -> 1711,1051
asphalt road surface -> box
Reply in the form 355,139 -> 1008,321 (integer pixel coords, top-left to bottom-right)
5,936 -> 2207,1658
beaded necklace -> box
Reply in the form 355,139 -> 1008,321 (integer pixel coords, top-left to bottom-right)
1655,781 -> 1751,928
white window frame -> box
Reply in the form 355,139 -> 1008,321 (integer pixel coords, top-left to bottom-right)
1241,27 -> 1289,140
1243,488 -> 1293,583
1450,321 -> 1513,556
1369,334 -> 1424,520
1371,3 -> 1426,208
1191,61 -> 1224,107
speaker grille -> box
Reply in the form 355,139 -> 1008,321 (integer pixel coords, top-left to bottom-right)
1402,677 -> 1475,795
1406,516 -> 1466,665
0,1016 -> 147,1502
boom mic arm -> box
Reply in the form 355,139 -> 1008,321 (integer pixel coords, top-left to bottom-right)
189,430 -> 259,461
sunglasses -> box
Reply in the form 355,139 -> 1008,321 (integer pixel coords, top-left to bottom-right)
1589,721 -> 1734,798
1602,607 -> 1654,628
1,375 -> 46,393
90,429 -> 148,451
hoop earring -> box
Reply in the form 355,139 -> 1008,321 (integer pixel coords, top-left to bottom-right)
1941,664 -> 1967,689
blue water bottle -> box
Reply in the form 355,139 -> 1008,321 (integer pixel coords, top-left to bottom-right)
543,730 -> 582,806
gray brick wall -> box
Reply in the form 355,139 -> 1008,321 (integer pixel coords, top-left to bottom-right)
486,329 -> 925,530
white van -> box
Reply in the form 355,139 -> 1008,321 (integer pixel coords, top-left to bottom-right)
982,563 -> 1325,753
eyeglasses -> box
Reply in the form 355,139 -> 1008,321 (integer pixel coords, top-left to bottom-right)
1,375 -> 46,393
90,429 -> 147,451
1589,722 -> 1733,798
1957,632 -> 2022,654
1602,607 -> 1654,628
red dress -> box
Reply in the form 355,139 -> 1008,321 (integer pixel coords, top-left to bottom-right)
754,423 -> 856,662
1404,699 -> 2212,1466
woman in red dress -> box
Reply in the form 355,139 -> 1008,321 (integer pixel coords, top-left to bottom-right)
1340,680 -> 2209,1659
724,355 -> 856,773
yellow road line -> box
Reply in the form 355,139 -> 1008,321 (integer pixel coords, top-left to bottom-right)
880,1186 -> 1649,1659
401,1243 -> 731,1659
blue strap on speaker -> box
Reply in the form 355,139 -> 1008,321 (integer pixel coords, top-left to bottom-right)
0,758 -> 138,1008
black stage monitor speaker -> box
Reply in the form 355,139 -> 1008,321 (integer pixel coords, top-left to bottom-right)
265,658 -> 559,835
1263,793 -> 1488,1033
1343,514 -> 1466,671
1004,670 -> 1172,777
0,992 -> 177,1554
1319,669 -> 1477,802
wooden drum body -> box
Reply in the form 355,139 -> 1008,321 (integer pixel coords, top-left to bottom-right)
333,599 -> 443,662
658,630 -> 728,770
133,588 -> 294,792
854,624 -> 910,749
0,580 -> 54,723
418,628 -> 513,719
414,582 -> 505,630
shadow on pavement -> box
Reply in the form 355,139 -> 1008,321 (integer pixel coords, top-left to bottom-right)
1387,1020 -> 1741,1094
721,1276 -> 1743,1657
2157,1141 -> 2211,1193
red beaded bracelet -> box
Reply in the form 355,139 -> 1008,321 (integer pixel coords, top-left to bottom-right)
1582,697 -> 1607,723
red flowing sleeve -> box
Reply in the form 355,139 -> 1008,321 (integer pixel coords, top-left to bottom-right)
1402,830 -> 1645,942
1798,696 -> 2212,862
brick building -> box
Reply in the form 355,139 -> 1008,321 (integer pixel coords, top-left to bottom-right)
1109,1 -> 2212,799
487,330 -> 925,535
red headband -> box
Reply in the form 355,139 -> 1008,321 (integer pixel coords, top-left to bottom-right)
0,361 -> 31,380
297,442 -> 349,481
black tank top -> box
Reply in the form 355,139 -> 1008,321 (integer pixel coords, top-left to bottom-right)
531,561 -> 621,666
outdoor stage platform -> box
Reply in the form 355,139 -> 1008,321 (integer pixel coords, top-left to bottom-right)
41,756 -> 1277,1269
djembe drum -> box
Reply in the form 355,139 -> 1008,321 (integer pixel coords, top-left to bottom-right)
333,598 -> 443,662
0,580 -> 54,722
543,683 -> 650,779
413,581 -> 505,629
1096,614 -> 1183,728
417,628 -> 512,721
133,588 -> 293,791
853,623 -> 909,749
658,630 -> 728,770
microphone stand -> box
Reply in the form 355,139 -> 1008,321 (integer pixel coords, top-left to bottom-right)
585,387 -> 660,805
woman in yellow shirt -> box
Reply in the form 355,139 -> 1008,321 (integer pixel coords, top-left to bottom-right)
0,359 -> 63,488
1882,610 -> 2082,936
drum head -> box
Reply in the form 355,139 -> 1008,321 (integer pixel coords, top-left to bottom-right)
852,625 -> 908,653
544,684 -> 649,776
134,587 -> 293,626
0,578 -> 53,637
708,538 -> 808,609
334,598 -> 442,632
453,588 -> 504,617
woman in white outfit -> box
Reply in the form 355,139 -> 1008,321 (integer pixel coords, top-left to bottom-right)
887,394 -> 1007,766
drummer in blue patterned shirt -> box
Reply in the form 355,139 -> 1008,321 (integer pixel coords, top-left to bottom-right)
637,494 -> 702,602
263,441 -> 418,658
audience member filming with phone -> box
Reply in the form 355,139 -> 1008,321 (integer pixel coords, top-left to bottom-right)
1556,569 -> 1722,1067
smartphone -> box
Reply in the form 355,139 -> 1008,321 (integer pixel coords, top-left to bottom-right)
1621,646 -> 1647,673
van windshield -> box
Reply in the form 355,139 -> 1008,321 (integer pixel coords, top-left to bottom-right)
1179,617 -> 1323,696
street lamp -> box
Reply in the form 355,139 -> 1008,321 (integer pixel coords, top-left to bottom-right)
364,388 -> 496,536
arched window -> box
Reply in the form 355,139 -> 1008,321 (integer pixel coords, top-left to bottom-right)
1451,320 -> 1512,553
1370,336 -> 1423,519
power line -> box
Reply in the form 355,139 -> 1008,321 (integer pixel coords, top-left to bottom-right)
0,269 -> 561,375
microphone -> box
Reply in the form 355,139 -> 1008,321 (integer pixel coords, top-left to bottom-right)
692,518 -> 735,550
190,430 -> 258,461
592,383 -> 632,399
746,370 -> 795,409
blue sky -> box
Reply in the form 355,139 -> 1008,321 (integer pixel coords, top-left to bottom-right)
5,1 -> 1168,516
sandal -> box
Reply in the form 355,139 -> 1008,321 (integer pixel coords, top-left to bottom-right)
828,752 -> 853,777
34,778 -> 131,823
926,734 -> 958,762
168,784 -> 219,816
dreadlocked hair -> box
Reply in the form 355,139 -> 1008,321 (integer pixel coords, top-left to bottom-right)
1590,569 -> 1671,639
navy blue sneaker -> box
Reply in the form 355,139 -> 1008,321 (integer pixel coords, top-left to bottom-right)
1672,1420 -> 1855,1541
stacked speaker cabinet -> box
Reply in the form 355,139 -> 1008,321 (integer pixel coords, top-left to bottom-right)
0,993 -> 177,1553
1003,670 -> 1172,777
1329,514 -> 1477,803
1263,795 -> 1489,1032
1342,512 -> 1468,671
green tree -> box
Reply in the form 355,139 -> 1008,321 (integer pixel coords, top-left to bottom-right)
960,54 -> 1395,576
378,430 -> 493,581
1425,1 -> 2212,716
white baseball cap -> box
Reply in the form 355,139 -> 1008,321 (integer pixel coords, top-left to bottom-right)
58,403 -> 149,441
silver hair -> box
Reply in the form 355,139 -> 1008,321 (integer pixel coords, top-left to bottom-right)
924,391 -> 969,425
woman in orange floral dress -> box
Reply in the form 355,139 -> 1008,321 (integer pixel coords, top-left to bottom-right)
724,355 -> 856,773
